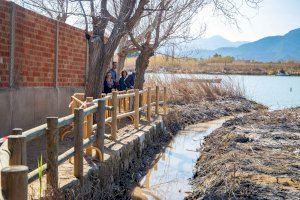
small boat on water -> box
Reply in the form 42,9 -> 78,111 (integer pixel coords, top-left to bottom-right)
276,69 -> 290,76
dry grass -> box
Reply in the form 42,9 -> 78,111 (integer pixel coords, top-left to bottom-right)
145,74 -> 244,104
188,108 -> 300,199
125,55 -> 300,75
144,75 -> 263,134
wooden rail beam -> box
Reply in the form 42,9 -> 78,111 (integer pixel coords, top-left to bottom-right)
74,108 -> 84,184
46,117 -> 59,192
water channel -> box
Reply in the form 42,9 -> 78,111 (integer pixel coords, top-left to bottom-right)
132,118 -> 230,200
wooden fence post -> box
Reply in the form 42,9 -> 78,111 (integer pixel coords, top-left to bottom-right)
124,91 -> 129,112
129,92 -> 133,111
96,99 -> 106,161
12,128 -> 22,135
86,97 -> 93,156
74,108 -> 84,183
111,91 -> 118,140
155,86 -> 159,115
8,128 -> 26,166
147,87 -> 151,122
134,89 -> 140,129
1,165 -> 28,200
163,87 -> 167,115
46,117 -> 59,192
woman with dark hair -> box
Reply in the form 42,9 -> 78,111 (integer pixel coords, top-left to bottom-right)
118,70 -> 128,91
103,72 -> 116,94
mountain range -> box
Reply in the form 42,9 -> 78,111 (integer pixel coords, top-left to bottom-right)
176,28 -> 300,62
177,35 -> 248,50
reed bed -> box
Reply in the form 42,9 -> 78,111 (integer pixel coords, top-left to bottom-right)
125,55 -> 300,75
144,74 -> 262,133
145,74 -> 245,104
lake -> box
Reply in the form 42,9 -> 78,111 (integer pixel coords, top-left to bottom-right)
148,73 -> 300,110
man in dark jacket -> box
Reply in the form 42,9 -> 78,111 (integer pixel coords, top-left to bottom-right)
125,71 -> 135,89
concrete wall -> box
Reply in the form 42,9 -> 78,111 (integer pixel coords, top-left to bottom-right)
0,87 -> 84,137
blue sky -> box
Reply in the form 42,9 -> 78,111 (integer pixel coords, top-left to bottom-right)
192,0 -> 300,42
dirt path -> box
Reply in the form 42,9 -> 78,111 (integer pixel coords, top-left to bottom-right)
188,108 -> 300,200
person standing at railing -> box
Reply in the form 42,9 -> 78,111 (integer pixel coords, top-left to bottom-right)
125,71 -> 136,89
118,70 -> 128,91
103,72 -> 117,94
109,61 -> 118,81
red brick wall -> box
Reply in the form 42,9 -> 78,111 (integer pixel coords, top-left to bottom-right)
0,0 -> 86,88
0,1 -> 10,87
58,23 -> 86,87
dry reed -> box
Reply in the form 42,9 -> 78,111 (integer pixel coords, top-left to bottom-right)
125,55 -> 300,75
145,74 -> 244,104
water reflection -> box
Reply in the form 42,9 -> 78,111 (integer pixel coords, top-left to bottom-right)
147,73 -> 300,110
132,118 -> 229,200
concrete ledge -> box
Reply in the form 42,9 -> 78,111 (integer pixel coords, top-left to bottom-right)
0,87 -> 84,136
28,117 -> 166,199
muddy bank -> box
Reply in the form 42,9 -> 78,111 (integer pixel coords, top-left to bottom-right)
188,108 -> 300,200
164,97 -> 264,133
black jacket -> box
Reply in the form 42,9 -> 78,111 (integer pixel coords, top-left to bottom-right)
103,80 -> 116,94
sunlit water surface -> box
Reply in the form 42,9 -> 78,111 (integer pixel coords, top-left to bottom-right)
132,118 -> 229,200
147,73 -> 300,110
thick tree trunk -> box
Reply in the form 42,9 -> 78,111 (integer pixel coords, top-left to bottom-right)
117,52 -> 127,75
85,41 -> 111,99
134,48 -> 154,90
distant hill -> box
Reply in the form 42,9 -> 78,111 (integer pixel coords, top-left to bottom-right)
159,35 -> 248,56
180,28 -> 300,62
178,35 -> 248,50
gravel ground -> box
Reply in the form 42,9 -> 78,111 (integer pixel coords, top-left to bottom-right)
187,108 -> 300,200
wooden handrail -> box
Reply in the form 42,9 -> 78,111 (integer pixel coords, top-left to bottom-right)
23,124 -> 47,142
2,86 -> 168,197
117,92 -> 135,99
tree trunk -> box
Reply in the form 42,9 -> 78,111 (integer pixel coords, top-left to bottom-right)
134,48 -> 154,90
85,41 -> 111,99
117,52 -> 127,75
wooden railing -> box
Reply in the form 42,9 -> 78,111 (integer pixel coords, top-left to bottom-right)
0,86 -> 167,199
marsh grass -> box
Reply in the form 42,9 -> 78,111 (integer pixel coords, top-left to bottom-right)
125,55 -> 300,75
145,74 -> 244,104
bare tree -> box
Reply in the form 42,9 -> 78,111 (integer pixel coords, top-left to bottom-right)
128,0 -> 205,89
129,0 -> 261,89
116,35 -> 137,75
16,0 -> 79,22
83,0 -> 150,98
116,27 -> 158,75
